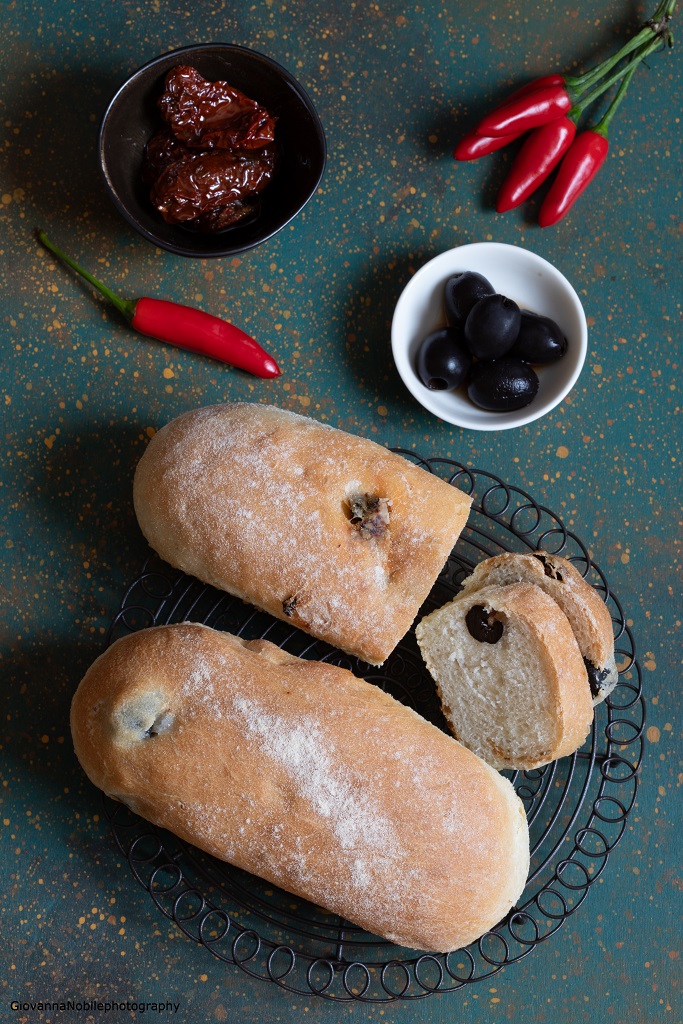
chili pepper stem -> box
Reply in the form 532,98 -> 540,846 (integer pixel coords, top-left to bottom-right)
566,0 -> 676,95
36,230 -> 137,321
567,25 -> 652,94
571,32 -> 665,119
594,56 -> 641,137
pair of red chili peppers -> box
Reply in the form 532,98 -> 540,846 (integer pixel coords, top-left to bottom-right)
455,1 -> 675,225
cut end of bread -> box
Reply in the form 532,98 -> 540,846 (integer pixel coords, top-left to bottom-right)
416,583 -> 594,771
460,551 -> 617,706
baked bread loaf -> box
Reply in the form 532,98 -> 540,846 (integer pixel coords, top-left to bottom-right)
415,583 -> 594,770
70,623 -> 529,952
133,403 -> 472,666
460,552 -> 617,704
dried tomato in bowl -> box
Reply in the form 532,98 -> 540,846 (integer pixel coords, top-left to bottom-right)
143,65 -> 280,232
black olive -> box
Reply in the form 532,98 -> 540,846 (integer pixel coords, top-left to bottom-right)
444,271 -> 495,325
532,553 -> 564,581
465,605 -> 504,644
509,310 -> 568,364
464,294 -> 522,360
416,326 -> 472,391
467,357 -> 539,412
584,657 -> 610,699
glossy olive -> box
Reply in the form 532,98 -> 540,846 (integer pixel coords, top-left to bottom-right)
444,271 -> 495,324
467,357 -> 539,411
416,327 -> 472,391
509,310 -> 568,364
584,658 -> 610,700
465,605 -> 504,644
464,293 -> 521,359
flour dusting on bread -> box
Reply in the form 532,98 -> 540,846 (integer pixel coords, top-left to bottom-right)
233,696 -> 402,890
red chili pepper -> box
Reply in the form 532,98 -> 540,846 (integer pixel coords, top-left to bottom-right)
129,297 -> 280,376
538,130 -> 609,227
454,76 -> 563,161
36,231 -> 281,378
536,36 -> 666,227
504,73 -> 566,103
476,84 -> 573,138
453,130 -> 524,161
496,116 -> 577,212
456,2 -> 675,221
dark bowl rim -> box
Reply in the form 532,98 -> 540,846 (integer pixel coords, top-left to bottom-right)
98,42 -> 327,258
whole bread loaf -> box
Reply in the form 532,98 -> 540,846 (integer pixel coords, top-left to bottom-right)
70,623 -> 529,953
133,403 -> 472,665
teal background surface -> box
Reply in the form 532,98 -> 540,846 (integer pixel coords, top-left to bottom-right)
1,0 -> 680,1021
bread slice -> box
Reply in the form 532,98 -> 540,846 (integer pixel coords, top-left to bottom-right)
460,552 -> 617,704
415,583 -> 594,770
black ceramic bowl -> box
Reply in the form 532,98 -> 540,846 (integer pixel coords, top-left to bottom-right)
99,43 -> 326,257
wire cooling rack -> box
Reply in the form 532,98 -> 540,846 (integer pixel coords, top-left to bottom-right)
103,455 -> 644,1000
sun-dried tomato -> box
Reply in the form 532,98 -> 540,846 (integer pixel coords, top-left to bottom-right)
142,129 -> 190,185
158,65 -> 276,150
142,67 -> 279,231
191,199 -> 260,233
150,145 -> 279,224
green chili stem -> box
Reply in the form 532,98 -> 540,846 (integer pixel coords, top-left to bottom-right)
571,33 -> 665,117
37,230 -> 136,321
594,57 -> 641,137
566,0 -> 676,95
568,26 -> 653,93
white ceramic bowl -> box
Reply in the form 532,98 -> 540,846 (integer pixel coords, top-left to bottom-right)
391,242 -> 587,431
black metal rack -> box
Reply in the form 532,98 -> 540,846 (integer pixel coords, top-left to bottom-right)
103,456 -> 643,1000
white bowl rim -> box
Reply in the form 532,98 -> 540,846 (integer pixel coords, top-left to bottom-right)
391,242 -> 588,431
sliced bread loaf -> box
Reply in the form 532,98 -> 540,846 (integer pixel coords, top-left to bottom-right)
415,582 -> 594,771
460,552 -> 617,704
